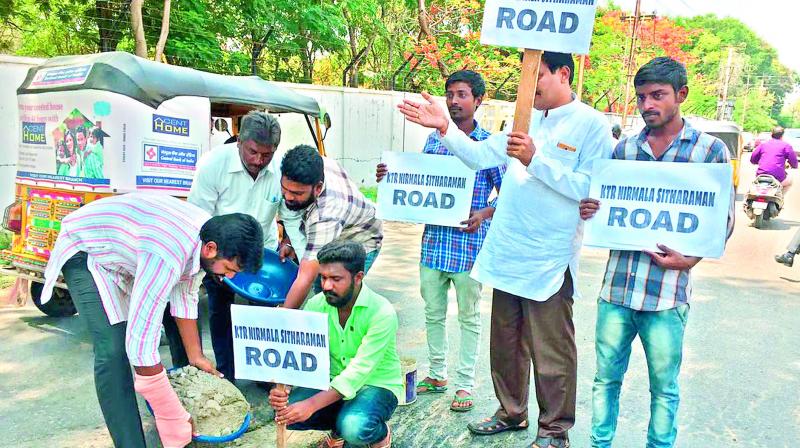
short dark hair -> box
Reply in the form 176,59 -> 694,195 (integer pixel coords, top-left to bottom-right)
200,213 -> 263,272
634,57 -> 688,93
239,111 -> 281,147
772,126 -> 785,139
445,70 -> 486,98
317,240 -> 366,277
541,52 -> 574,85
281,144 -> 324,186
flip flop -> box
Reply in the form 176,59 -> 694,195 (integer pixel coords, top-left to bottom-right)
467,416 -> 529,435
416,379 -> 447,394
450,393 -> 474,412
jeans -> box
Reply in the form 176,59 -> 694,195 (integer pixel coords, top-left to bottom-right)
287,385 -> 397,446
419,264 -> 481,392
591,299 -> 689,448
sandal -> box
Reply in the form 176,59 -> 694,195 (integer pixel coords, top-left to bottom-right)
467,415 -> 529,435
449,391 -> 474,412
531,436 -> 570,448
369,425 -> 391,448
416,378 -> 447,394
318,432 -> 344,448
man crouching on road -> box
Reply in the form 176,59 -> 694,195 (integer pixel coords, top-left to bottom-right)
269,240 -> 401,448
41,193 -> 264,448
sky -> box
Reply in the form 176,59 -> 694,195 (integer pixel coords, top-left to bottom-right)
603,0 -> 800,73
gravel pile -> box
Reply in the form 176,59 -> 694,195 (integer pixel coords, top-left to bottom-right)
168,366 -> 250,438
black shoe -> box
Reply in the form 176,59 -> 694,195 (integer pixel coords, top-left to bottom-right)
775,252 -> 794,267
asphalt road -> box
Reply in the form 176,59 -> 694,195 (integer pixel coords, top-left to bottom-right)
1,161 -> 798,447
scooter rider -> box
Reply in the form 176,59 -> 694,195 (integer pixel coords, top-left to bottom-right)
750,126 -> 797,193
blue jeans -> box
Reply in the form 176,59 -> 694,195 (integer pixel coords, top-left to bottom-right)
591,299 -> 689,448
287,385 -> 397,446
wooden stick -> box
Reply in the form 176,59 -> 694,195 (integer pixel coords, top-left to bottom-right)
576,54 -> 586,101
276,383 -> 287,448
512,49 -> 543,133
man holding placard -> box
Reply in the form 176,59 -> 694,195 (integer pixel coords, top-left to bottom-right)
376,70 -> 505,412
399,52 -> 613,447
269,240 -> 401,448
579,57 -> 734,448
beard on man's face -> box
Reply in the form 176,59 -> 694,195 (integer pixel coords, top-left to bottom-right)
284,193 -> 317,211
200,256 -> 223,283
324,282 -> 355,308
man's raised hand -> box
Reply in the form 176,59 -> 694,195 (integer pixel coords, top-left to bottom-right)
397,92 -> 449,134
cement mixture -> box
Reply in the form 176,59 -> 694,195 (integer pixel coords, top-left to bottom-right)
168,366 -> 250,438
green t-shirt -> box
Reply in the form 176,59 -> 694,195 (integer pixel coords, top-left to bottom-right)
304,284 -> 403,401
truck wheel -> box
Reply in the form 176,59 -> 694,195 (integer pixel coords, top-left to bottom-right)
754,214 -> 765,229
30,282 -> 77,317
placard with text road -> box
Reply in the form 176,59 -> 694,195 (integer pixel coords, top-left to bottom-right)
376,151 -> 477,228
480,0 -> 599,53
231,305 -> 330,391
583,160 -> 733,258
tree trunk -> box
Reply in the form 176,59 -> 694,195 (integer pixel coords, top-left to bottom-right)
416,0 -> 449,78
251,29 -> 273,76
130,0 -> 147,57
154,0 -> 171,62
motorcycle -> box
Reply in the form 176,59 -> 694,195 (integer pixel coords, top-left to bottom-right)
744,174 -> 784,228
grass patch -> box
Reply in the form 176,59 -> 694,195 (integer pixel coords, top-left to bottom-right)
359,186 -> 378,203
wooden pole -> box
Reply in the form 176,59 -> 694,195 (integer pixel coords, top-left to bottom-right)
276,383 -> 287,448
513,49 -> 543,133
576,54 -> 586,101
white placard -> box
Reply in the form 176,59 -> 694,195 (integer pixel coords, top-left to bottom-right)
376,151 -> 477,227
480,0 -> 599,54
583,160 -> 733,258
231,305 -> 330,390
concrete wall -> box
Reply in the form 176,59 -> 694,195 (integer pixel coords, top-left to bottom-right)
0,55 -> 44,207
273,82 -> 520,186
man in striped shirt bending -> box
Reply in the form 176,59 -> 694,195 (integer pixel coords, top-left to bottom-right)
579,57 -> 734,448
41,193 -> 264,448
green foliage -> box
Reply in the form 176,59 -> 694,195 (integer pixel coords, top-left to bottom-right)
0,0 -> 796,126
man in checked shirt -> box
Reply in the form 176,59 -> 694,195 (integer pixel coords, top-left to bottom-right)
376,70 -> 505,412
279,145 -> 384,310
580,57 -> 735,448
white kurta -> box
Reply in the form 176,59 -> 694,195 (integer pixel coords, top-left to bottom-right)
440,97 -> 614,301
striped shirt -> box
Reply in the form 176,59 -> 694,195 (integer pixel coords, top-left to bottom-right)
599,120 -> 734,311
420,123 -> 506,273
301,157 -> 383,261
41,193 -> 210,366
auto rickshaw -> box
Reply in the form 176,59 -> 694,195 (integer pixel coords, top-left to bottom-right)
687,117 -> 743,190
0,51 -> 330,316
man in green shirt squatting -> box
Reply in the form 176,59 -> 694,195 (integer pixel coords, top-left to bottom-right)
269,240 -> 402,448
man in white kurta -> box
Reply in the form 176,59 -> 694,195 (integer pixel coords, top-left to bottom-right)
188,111 -> 282,380
399,52 -> 613,448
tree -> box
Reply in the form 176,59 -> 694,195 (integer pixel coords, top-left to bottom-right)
130,0 -> 146,57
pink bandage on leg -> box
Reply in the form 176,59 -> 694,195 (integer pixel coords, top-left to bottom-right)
134,369 -> 192,448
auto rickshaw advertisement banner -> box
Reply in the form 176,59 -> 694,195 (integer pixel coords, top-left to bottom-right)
16,90 -> 209,196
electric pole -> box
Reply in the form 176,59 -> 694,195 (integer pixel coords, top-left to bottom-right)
717,46 -> 735,120
619,0 -> 655,130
